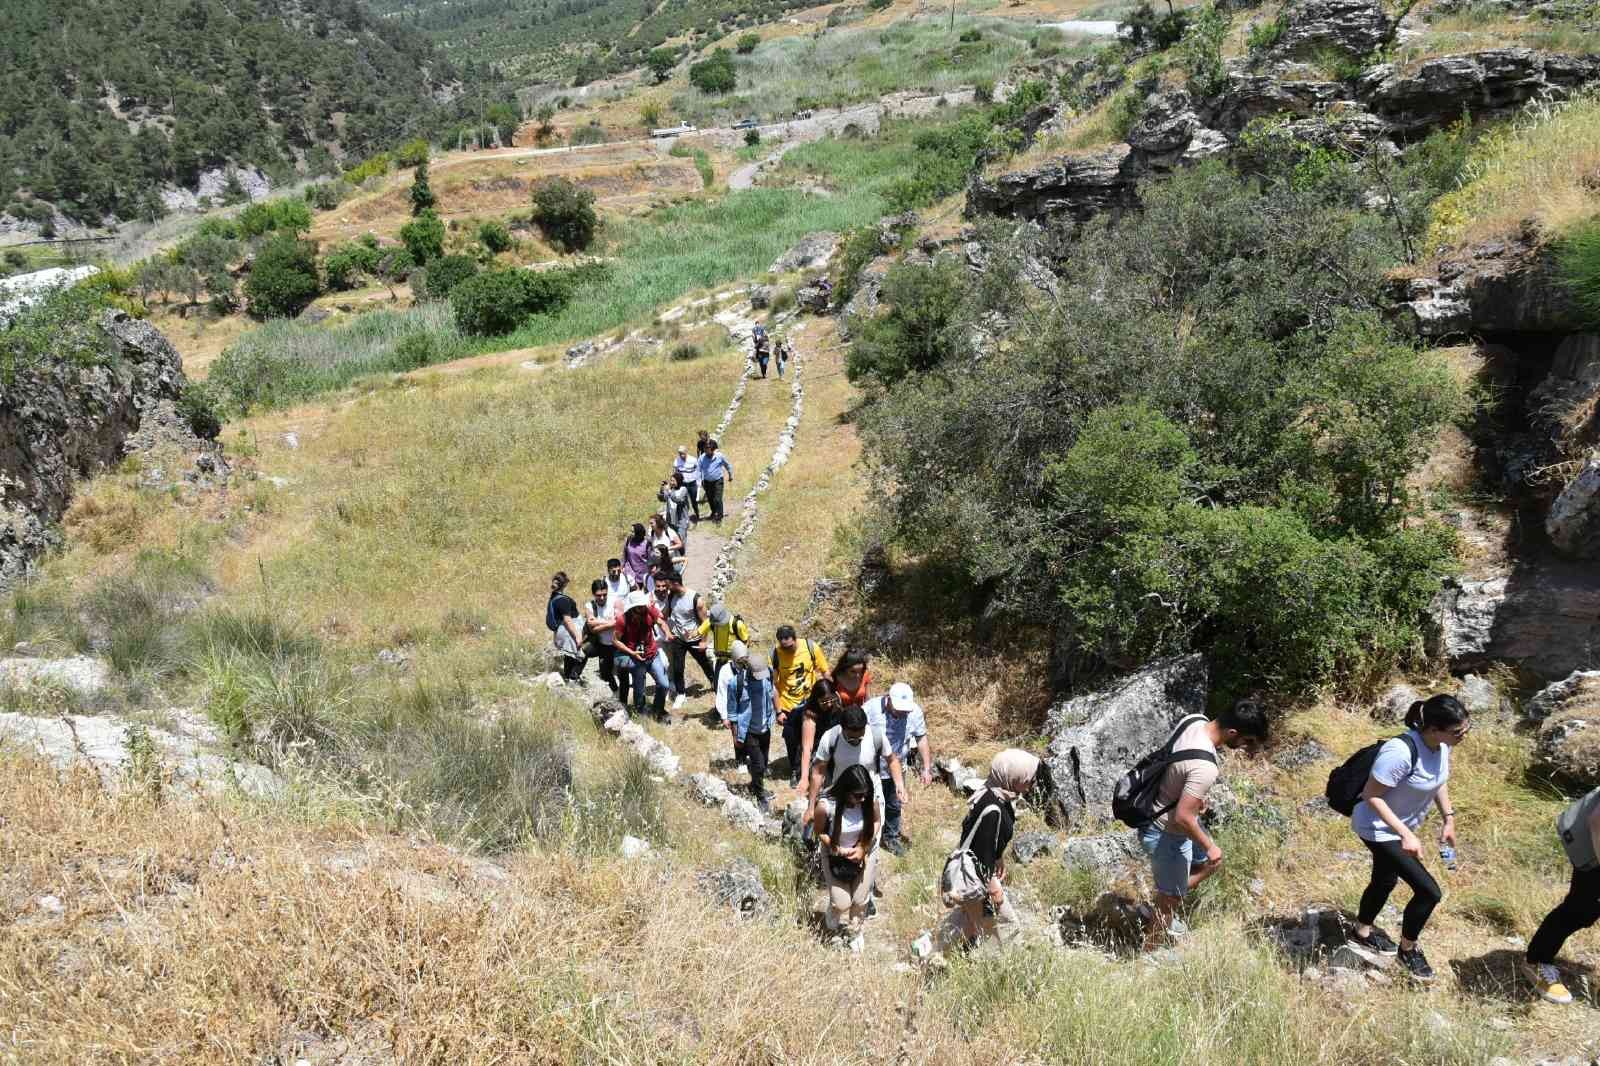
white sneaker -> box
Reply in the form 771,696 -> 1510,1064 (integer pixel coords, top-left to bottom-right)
672,694 -> 687,711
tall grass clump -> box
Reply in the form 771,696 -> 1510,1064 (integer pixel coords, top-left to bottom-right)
189,608 -> 347,755
82,550 -> 213,680
1557,215 -> 1600,327
209,302 -> 468,413
568,753 -> 669,852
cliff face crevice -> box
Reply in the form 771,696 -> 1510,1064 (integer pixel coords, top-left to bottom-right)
0,312 -> 200,587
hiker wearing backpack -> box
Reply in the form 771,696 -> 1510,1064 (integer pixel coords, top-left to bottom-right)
664,572 -> 717,710
581,578 -> 619,694
864,681 -> 931,857
1523,784 -> 1600,1005
1344,694 -> 1468,983
807,704 -> 899,829
728,655 -> 778,812
700,603 -> 751,677
937,749 -> 1040,950
659,472 -> 692,547
716,640 -> 752,737
813,764 -> 881,951
773,625 -> 829,786
614,589 -> 675,723
547,572 -> 587,682
797,651 -> 872,801
1124,700 -> 1269,953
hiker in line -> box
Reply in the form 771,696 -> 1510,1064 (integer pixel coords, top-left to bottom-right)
753,325 -> 770,378
698,438 -> 733,524
775,337 -> 790,379
547,572 -> 587,682
675,444 -> 703,522
773,624 -> 829,786
796,650 -> 872,802
790,676 -> 841,797
605,557 -> 634,599
660,472 -> 692,548
728,652 -> 777,812
614,589 -> 675,723
644,546 -> 674,596
808,704 -> 897,830
621,523 -> 653,588
865,681 -> 931,856
1138,699 -> 1270,953
702,602 -> 751,678
665,571 -> 717,710
1523,783 -> 1600,1005
938,749 -> 1039,950
648,512 -> 683,566
716,640 -> 751,744
581,578 -> 619,694
814,764 -> 880,951
1348,694 -> 1468,983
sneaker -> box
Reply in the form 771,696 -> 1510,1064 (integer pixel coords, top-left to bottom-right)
757,796 -> 772,815
866,899 -> 880,920
672,694 -> 687,711
655,712 -> 676,726
1351,926 -> 1399,957
1520,960 -> 1575,1005
788,771 -> 800,789
1397,945 -> 1436,983
881,837 -> 908,857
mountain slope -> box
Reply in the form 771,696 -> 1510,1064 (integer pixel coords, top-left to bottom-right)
0,0 -> 477,225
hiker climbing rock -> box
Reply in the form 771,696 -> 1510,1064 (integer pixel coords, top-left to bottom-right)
938,749 -> 1038,951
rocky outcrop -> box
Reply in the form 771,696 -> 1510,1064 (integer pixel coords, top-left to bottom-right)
1043,654 -> 1210,825
1126,90 -> 1200,155
1198,75 -> 1346,135
696,859 -> 771,917
1532,670 -> 1600,788
840,254 -> 894,338
1271,0 -> 1390,59
1548,456 -> 1600,558
1428,567 -> 1600,681
1061,830 -> 1143,874
1527,669 -> 1600,721
1393,231 -> 1582,338
1362,49 -> 1600,137
1,311 -> 212,589
966,144 -> 1138,225
769,232 -> 839,274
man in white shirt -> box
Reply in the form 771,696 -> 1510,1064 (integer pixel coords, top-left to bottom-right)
864,682 -> 931,856
604,558 -> 634,600
674,445 -> 702,522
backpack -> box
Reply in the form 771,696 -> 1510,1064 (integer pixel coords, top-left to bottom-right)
1110,714 -> 1216,829
771,638 -> 817,678
1557,786 -> 1600,872
941,798 -> 1002,907
544,594 -> 562,633
1325,733 -> 1420,817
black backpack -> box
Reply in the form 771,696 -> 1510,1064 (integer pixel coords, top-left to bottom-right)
1325,733 -> 1419,816
1111,714 -> 1216,829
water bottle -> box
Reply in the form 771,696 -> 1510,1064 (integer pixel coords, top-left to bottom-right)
1439,844 -> 1457,870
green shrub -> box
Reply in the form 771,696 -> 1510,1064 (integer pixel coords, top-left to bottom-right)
974,77 -> 996,103
344,152 -> 392,184
846,257 -> 966,386
400,208 -> 446,263
736,32 -> 761,54
1177,3 -> 1230,97
669,342 -> 702,361
959,28 -> 983,43
477,219 -> 513,253
1246,15 -> 1285,54
1120,0 -> 1190,50
0,283 -> 115,383
834,226 -> 882,303
883,114 -> 988,211
647,47 -> 677,83
409,159 -> 437,216
303,181 -> 348,211
1557,217 -> 1600,327
744,127 -> 761,147
424,254 -> 481,302
868,0 -> 892,9
195,216 -> 243,241
176,380 -> 223,440
689,48 -> 737,93
322,246 -> 367,291
569,122 -> 608,146
530,177 -> 598,252
243,233 -> 320,319
394,138 -> 431,168
238,197 -> 312,238
83,551 -> 211,679
451,267 -> 578,336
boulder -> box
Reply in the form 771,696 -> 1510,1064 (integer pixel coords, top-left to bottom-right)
875,211 -> 920,253
1010,831 -> 1057,865
1056,891 -> 1151,951
1061,831 -> 1143,875
1180,127 -> 1231,163
1527,669 -> 1600,721
1392,234 -> 1581,339
1126,90 -> 1200,155
748,284 -> 774,310
1273,0 -> 1389,58
1373,683 -> 1421,721
1205,74 -> 1346,134
696,859 -> 770,917
839,254 -> 893,339
1547,457 -> 1600,559
1428,567 -> 1600,681
0,655 -> 111,696
769,232 -> 840,274
1043,654 -> 1209,825
965,144 -> 1137,224
1455,673 -> 1508,718
1532,672 -> 1600,788
1360,49 -> 1600,137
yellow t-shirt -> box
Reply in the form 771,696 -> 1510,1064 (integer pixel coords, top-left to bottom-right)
699,616 -> 751,656
773,639 -> 828,713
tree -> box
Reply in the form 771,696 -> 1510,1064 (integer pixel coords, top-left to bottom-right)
450,267 -> 574,336
735,33 -> 760,54
530,177 -> 597,253
647,47 -> 677,83
409,158 -> 436,215
640,101 -> 664,127
423,253 -> 479,301
400,207 -> 446,262
394,137 -> 430,168
243,232 -> 320,319
478,219 -> 512,253
535,102 -> 557,144
689,48 -> 737,94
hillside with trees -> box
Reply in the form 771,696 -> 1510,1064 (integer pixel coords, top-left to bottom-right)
0,0 -> 496,225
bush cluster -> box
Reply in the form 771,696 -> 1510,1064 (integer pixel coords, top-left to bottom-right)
689,48 -> 737,93
530,177 -> 597,252
423,254 -> 481,302
450,263 -> 604,336
243,232 -> 320,319
400,208 -> 446,263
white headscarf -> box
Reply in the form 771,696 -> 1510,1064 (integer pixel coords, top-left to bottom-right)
972,748 -> 1040,806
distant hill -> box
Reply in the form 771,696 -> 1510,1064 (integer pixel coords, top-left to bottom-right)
367,0 -> 819,82
0,0 -> 494,226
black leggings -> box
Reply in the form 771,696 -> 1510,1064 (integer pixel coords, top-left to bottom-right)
1358,838 -> 1442,942
1528,864 -> 1600,964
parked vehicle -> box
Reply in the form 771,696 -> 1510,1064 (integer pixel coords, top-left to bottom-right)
651,123 -> 698,138
732,117 -> 759,130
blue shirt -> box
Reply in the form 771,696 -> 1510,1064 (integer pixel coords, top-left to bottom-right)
698,451 -> 731,482
729,668 -> 776,741
1352,730 -> 1450,843
864,695 -> 926,778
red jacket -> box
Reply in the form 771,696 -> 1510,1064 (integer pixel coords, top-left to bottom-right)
615,604 -> 663,659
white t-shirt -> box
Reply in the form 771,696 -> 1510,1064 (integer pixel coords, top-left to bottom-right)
584,597 -> 616,646
1152,717 -> 1220,833
605,573 -> 634,600
675,455 -> 701,484
819,796 -> 877,850
1353,731 -> 1449,843
715,661 -> 737,720
813,724 -> 889,804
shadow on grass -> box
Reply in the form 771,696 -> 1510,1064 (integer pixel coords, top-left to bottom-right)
1450,948 -> 1599,1008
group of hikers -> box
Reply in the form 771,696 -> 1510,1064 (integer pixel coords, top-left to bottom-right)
751,324 -> 790,380
544,448 -> 1600,997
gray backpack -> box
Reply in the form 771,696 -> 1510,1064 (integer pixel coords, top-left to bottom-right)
1558,786 -> 1600,872
940,799 -> 1001,907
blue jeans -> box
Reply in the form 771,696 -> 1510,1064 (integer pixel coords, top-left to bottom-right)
1140,826 -> 1206,898
616,649 -> 672,715
881,773 -> 903,843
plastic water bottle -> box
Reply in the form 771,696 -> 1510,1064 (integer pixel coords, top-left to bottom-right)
1439,844 -> 1457,870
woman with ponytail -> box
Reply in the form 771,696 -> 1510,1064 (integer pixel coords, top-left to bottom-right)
812,763 -> 879,951
1349,693 -> 1470,982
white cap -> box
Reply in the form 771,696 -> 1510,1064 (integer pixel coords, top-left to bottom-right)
888,682 -> 920,714
678,444 -> 687,454
624,589 -> 650,611
730,640 -> 750,661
